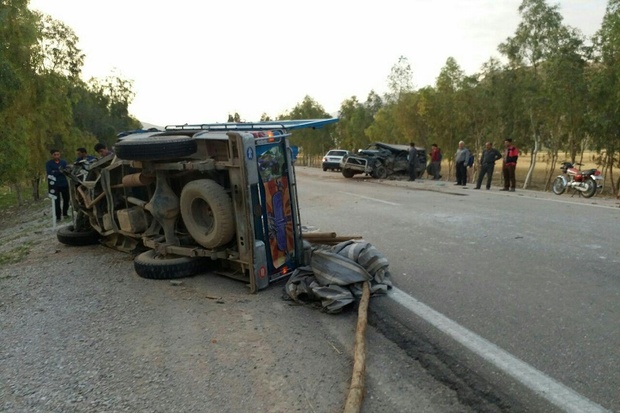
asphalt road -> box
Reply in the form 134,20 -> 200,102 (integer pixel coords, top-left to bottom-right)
295,167 -> 620,412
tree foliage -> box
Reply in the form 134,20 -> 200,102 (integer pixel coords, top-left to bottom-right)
0,4 -> 139,204
279,96 -> 334,156
2,0 -> 620,201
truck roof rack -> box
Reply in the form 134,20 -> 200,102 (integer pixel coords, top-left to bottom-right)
164,118 -> 338,132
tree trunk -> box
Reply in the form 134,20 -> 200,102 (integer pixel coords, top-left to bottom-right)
523,137 -> 539,190
544,149 -> 559,191
31,176 -> 40,201
523,111 -> 539,190
607,152 -> 617,197
12,182 -> 23,207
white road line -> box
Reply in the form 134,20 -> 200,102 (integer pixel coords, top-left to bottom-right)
511,194 -> 619,210
388,287 -> 611,413
340,191 -> 400,206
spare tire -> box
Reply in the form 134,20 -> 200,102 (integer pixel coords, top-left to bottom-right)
115,135 -> 197,161
180,179 -> 235,249
57,225 -> 100,246
134,250 -> 207,280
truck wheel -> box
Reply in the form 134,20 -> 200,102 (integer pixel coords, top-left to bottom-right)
57,225 -> 100,246
373,165 -> 388,179
134,250 -> 206,280
115,135 -> 197,161
342,169 -> 354,178
180,179 -> 235,248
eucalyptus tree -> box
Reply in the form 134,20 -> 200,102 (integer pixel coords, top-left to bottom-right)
28,13 -> 86,199
498,0 -> 568,188
540,26 -> 588,189
368,56 -> 418,147
365,105 -> 401,144
427,57 -> 465,173
588,0 -> 620,195
473,58 -> 507,148
386,55 -> 414,103
280,95 -> 334,159
83,75 -> 140,147
393,88 -> 433,150
336,93 -> 378,152
339,90 -> 384,151
227,112 -> 242,122
0,0 -> 39,204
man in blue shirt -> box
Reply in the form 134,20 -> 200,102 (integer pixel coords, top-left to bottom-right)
45,149 -> 70,222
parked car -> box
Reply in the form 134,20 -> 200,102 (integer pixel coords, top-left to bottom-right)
322,149 -> 350,171
340,143 -> 426,179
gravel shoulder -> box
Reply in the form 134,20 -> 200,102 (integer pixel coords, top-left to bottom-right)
0,198 -> 468,412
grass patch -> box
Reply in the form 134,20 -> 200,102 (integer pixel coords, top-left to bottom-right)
0,186 -> 19,209
0,241 -> 38,266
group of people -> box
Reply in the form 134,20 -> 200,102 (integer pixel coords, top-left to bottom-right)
407,142 -> 443,182
407,139 -> 519,191
470,139 -> 519,191
45,143 -> 114,222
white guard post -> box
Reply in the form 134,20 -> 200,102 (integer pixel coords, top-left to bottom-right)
48,174 -> 57,230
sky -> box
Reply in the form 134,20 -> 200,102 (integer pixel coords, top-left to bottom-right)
29,0 -> 608,127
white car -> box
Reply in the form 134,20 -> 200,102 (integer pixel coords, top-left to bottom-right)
322,149 -> 350,171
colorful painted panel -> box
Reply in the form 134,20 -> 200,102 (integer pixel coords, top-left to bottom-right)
256,144 -> 295,270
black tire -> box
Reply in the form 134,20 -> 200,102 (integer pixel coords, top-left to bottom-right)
552,177 -> 566,195
342,169 -> 354,178
179,179 -> 235,248
134,250 -> 206,280
582,177 -> 597,198
373,165 -> 388,179
57,225 -> 100,246
323,167 -> 327,171
115,135 -> 197,161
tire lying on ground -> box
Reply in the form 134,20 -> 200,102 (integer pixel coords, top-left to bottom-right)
179,179 -> 235,249
133,250 -> 208,280
57,225 -> 100,246
115,135 -> 197,161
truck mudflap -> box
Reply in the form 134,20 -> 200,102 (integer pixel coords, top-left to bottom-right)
253,240 -> 269,291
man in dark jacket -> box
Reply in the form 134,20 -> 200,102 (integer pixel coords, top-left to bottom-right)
501,138 -> 519,191
408,142 -> 419,181
474,142 -> 502,190
45,149 -> 70,221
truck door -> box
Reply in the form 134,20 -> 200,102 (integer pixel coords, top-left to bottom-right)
254,136 -> 300,278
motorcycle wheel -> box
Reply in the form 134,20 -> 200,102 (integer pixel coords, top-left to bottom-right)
582,178 -> 597,198
552,177 -> 566,195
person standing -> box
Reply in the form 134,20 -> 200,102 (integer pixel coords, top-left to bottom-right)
75,147 -> 96,163
474,142 -> 502,190
429,143 -> 442,180
454,141 -> 471,186
501,138 -> 519,192
45,149 -> 70,222
408,142 -> 419,182
94,142 -> 114,157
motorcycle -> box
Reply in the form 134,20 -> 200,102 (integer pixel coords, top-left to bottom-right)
552,161 -> 603,198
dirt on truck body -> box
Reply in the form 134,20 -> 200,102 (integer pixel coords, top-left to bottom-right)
59,119 -> 338,292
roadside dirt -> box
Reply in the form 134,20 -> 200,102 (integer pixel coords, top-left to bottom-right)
0,198 -> 470,412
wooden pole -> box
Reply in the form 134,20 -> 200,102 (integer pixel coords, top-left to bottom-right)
343,281 -> 370,413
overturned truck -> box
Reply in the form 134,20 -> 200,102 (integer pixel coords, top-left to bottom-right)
58,119 -> 338,292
